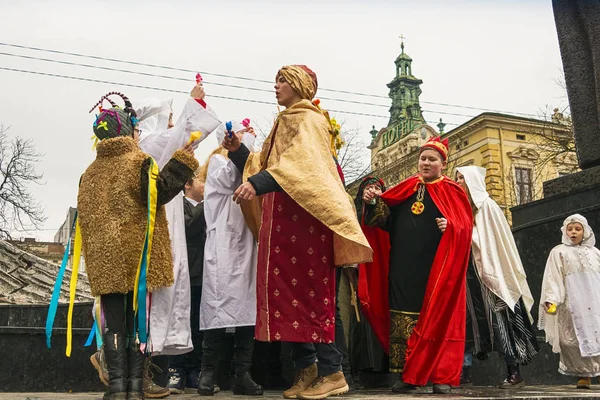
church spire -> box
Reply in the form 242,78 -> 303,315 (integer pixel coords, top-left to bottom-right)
387,36 -> 425,132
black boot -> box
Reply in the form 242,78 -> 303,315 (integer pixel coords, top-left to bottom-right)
198,369 -> 215,396
127,336 -> 145,400
102,332 -> 128,400
232,372 -> 263,396
232,326 -> 263,396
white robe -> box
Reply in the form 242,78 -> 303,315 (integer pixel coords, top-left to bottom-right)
138,97 -> 220,355
539,214 -> 600,376
200,148 -> 257,330
457,166 -> 534,321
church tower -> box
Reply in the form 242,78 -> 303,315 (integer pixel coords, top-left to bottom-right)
387,39 -> 425,132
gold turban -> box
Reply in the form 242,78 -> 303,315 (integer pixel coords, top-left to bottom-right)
276,65 -> 317,100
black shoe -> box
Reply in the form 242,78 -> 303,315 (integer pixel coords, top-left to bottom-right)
102,332 -> 128,400
460,366 -> 473,387
500,364 -> 525,389
232,372 -> 264,396
433,384 -> 451,394
185,369 -> 200,394
127,337 -> 146,400
500,372 -> 525,389
167,367 -> 185,394
198,370 -> 215,396
391,380 -> 418,393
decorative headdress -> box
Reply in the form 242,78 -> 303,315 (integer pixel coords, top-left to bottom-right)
89,92 -> 139,142
420,136 -> 449,161
276,65 -> 318,100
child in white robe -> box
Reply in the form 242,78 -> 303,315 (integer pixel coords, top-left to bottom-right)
539,214 -> 600,389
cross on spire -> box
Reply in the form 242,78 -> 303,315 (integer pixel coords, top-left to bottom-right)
399,34 -> 406,52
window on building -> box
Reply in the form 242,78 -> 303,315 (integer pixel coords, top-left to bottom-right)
516,134 -> 526,141
514,167 -> 533,205
463,140 -> 469,147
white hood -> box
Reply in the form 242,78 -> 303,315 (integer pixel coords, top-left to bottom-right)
215,120 -> 256,152
456,165 -> 489,209
561,214 -> 596,247
135,98 -> 173,142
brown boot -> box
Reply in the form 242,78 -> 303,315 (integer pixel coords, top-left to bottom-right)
283,364 -> 318,399
577,377 -> 591,389
298,372 -> 349,400
90,348 -> 109,387
143,360 -> 170,398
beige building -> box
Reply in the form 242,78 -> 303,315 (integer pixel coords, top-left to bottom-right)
351,43 -> 577,220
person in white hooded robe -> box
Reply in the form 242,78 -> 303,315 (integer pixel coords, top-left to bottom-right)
195,121 -> 262,397
136,84 -> 221,358
539,214 -> 600,389
455,166 -> 538,388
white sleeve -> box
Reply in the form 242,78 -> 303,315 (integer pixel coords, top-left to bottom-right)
538,246 -> 566,353
207,155 -> 241,195
140,98 -> 221,169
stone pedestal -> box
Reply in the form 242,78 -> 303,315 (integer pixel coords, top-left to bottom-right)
0,302 -> 104,392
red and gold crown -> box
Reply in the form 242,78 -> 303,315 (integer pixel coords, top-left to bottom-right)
420,136 -> 449,161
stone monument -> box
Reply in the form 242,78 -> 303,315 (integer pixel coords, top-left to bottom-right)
511,0 -> 600,357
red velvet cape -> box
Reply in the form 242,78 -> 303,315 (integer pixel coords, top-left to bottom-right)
357,212 -> 391,352
358,174 -> 473,386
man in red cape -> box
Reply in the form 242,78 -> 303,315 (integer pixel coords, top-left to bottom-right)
360,136 -> 472,394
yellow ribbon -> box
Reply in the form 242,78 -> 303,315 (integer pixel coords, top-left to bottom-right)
90,135 -> 99,151
66,220 -> 83,357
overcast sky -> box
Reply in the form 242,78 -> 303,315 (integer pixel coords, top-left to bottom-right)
0,0 -> 566,241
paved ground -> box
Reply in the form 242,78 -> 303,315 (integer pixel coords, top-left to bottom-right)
2,386 -> 600,400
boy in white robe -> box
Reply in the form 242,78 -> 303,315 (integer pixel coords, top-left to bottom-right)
196,122 -> 262,396
539,214 -> 600,389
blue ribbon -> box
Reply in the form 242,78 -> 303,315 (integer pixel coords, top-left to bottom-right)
45,213 -> 77,349
84,320 -> 96,347
136,235 -> 149,343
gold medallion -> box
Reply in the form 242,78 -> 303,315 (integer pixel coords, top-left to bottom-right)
411,184 -> 426,215
411,201 -> 424,215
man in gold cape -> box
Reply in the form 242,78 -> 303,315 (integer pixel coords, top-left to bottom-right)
224,65 -> 372,400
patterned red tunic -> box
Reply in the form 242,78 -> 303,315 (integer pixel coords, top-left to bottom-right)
255,191 -> 336,343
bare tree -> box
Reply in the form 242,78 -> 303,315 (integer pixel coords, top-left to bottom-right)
0,125 -> 46,239
337,126 -> 371,184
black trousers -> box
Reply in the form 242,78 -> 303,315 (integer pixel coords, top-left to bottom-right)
102,291 -> 135,335
202,325 -> 255,375
169,286 -> 203,374
334,268 -> 351,378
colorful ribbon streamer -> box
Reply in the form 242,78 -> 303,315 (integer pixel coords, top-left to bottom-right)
45,213 -> 77,349
133,158 -> 159,344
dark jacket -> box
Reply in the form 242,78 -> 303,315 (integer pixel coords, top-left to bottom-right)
184,198 -> 206,286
